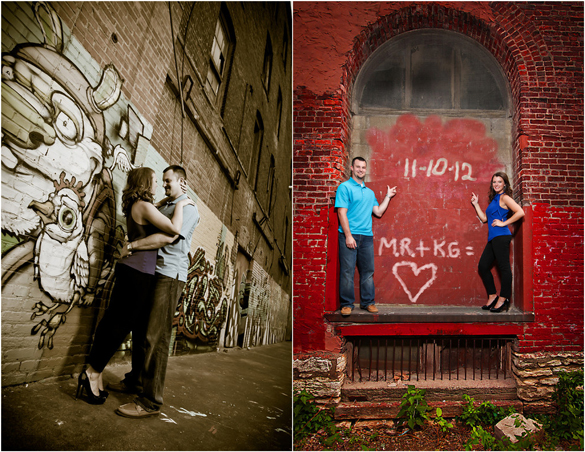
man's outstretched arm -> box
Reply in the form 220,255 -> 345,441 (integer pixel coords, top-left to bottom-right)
372,185 -> 397,217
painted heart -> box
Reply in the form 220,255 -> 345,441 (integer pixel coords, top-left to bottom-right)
392,261 -> 438,303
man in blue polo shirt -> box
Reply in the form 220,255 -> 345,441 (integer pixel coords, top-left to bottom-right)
114,165 -> 200,418
335,157 -> 396,316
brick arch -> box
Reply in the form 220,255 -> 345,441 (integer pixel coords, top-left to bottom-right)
337,3 -> 550,201
489,2 -> 555,131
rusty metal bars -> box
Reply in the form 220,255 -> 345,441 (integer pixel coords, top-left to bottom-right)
346,336 -> 514,382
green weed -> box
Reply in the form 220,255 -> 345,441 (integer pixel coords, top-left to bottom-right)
458,394 -> 515,427
293,390 -> 336,441
434,407 -> 454,432
397,385 -> 432,430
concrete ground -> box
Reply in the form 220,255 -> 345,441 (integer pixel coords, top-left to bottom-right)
1,341 -> 292,451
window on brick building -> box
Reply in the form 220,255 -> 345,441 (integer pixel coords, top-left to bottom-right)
205,10 -> 233,108
267,155 -> 276,215
284,216 -> 289,257
276,89 -> 283,139
282,26 -> 289,70
354,30 -> 509,113
262,34 -> 273,94
252,112 -> 264,189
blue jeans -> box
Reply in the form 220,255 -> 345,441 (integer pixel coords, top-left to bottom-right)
135,273 -> 185,411
338,232 -> 375,309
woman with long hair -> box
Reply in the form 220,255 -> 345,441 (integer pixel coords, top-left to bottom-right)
76,167 -> 194,404
470,172 -> 525,313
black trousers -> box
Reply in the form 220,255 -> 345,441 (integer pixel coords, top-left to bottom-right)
478,235 -> 513,299
88,264 -> 154,375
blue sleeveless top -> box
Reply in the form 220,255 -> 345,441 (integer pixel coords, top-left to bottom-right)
486,193 -> 512,242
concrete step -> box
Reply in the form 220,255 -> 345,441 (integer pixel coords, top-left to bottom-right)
335,399 -> 524,420
342,376 -> 518,403
335,377 -> 520,419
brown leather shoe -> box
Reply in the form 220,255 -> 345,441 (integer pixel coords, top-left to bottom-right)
115,402 -> 160,418
340,307 -> 352,316
361,305 -> 378,313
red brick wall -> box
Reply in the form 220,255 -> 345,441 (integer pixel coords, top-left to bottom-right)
294,88 -> 349,351
293,2 -> 583,353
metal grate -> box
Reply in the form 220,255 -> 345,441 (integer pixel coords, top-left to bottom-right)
345,336 -> 514,382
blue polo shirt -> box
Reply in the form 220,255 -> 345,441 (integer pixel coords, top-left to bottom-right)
335,178 -> 379,236
155,194 -> 200,282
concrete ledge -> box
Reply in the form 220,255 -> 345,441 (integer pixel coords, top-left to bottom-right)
343,378 -> 518,403
325,305 -> 535,323
335,399 -> 524,420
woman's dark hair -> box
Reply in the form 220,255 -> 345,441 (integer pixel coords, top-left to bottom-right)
121,167 -> 155,217
488,171 -> 513,202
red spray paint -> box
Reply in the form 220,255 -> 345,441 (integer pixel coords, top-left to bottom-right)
365,114 -> 506,306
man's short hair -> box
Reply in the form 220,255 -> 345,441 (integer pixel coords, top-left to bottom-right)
164,165 -> 187,180
351,157 -> 367,166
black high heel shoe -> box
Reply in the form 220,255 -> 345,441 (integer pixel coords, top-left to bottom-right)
75,370 -> 106,404
482,296 -> 498,310
490,298 -> 510,313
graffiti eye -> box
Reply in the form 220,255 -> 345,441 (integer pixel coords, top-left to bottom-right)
54,111 -> 79,143
51,93 -> 84,144
2,64 -> 14,80
58,206 -> 77,232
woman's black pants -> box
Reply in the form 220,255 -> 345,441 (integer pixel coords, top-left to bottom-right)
88,263 -> 154,373
478,235 -> 513,299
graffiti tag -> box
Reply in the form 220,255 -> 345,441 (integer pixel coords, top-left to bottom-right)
378,237 -> 474,258
403,158 -> 476,181
173,248 -> 228,344
392,261 -> 438,303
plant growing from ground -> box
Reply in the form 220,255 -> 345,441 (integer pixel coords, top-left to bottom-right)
532,369 -> 585,450
464,424 -> 496,450
397,385 -> 432,430
550,369 -> 584,441
293,390 -> 337,441
464,424 -> 538,451
433,407 -> 454,432
458,394 -> 515,427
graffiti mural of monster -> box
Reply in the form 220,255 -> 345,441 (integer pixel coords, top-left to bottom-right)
1,2 -> 137,349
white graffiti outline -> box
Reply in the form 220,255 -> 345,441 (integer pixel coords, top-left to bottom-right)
392,261 -> 438,303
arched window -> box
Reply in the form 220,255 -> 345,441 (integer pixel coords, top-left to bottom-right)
353,30 -> 510,115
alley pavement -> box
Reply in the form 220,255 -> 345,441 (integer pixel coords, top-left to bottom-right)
1,341 -> 292,451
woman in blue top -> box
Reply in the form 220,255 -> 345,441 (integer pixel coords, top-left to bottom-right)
470,172 -> 525,312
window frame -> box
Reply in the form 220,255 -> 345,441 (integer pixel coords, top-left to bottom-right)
205,8 -> 235,113
352,30 -> 511,117
261,33 -> 273,95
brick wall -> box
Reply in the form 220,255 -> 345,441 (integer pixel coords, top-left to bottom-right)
293,88 -> 349,352
293,2 -> 583,354
1,1 -> 291,386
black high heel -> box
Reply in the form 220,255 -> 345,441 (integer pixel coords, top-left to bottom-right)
490,298 -> 510,313
482,296 -> 498,310
75,370 -> 106,404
